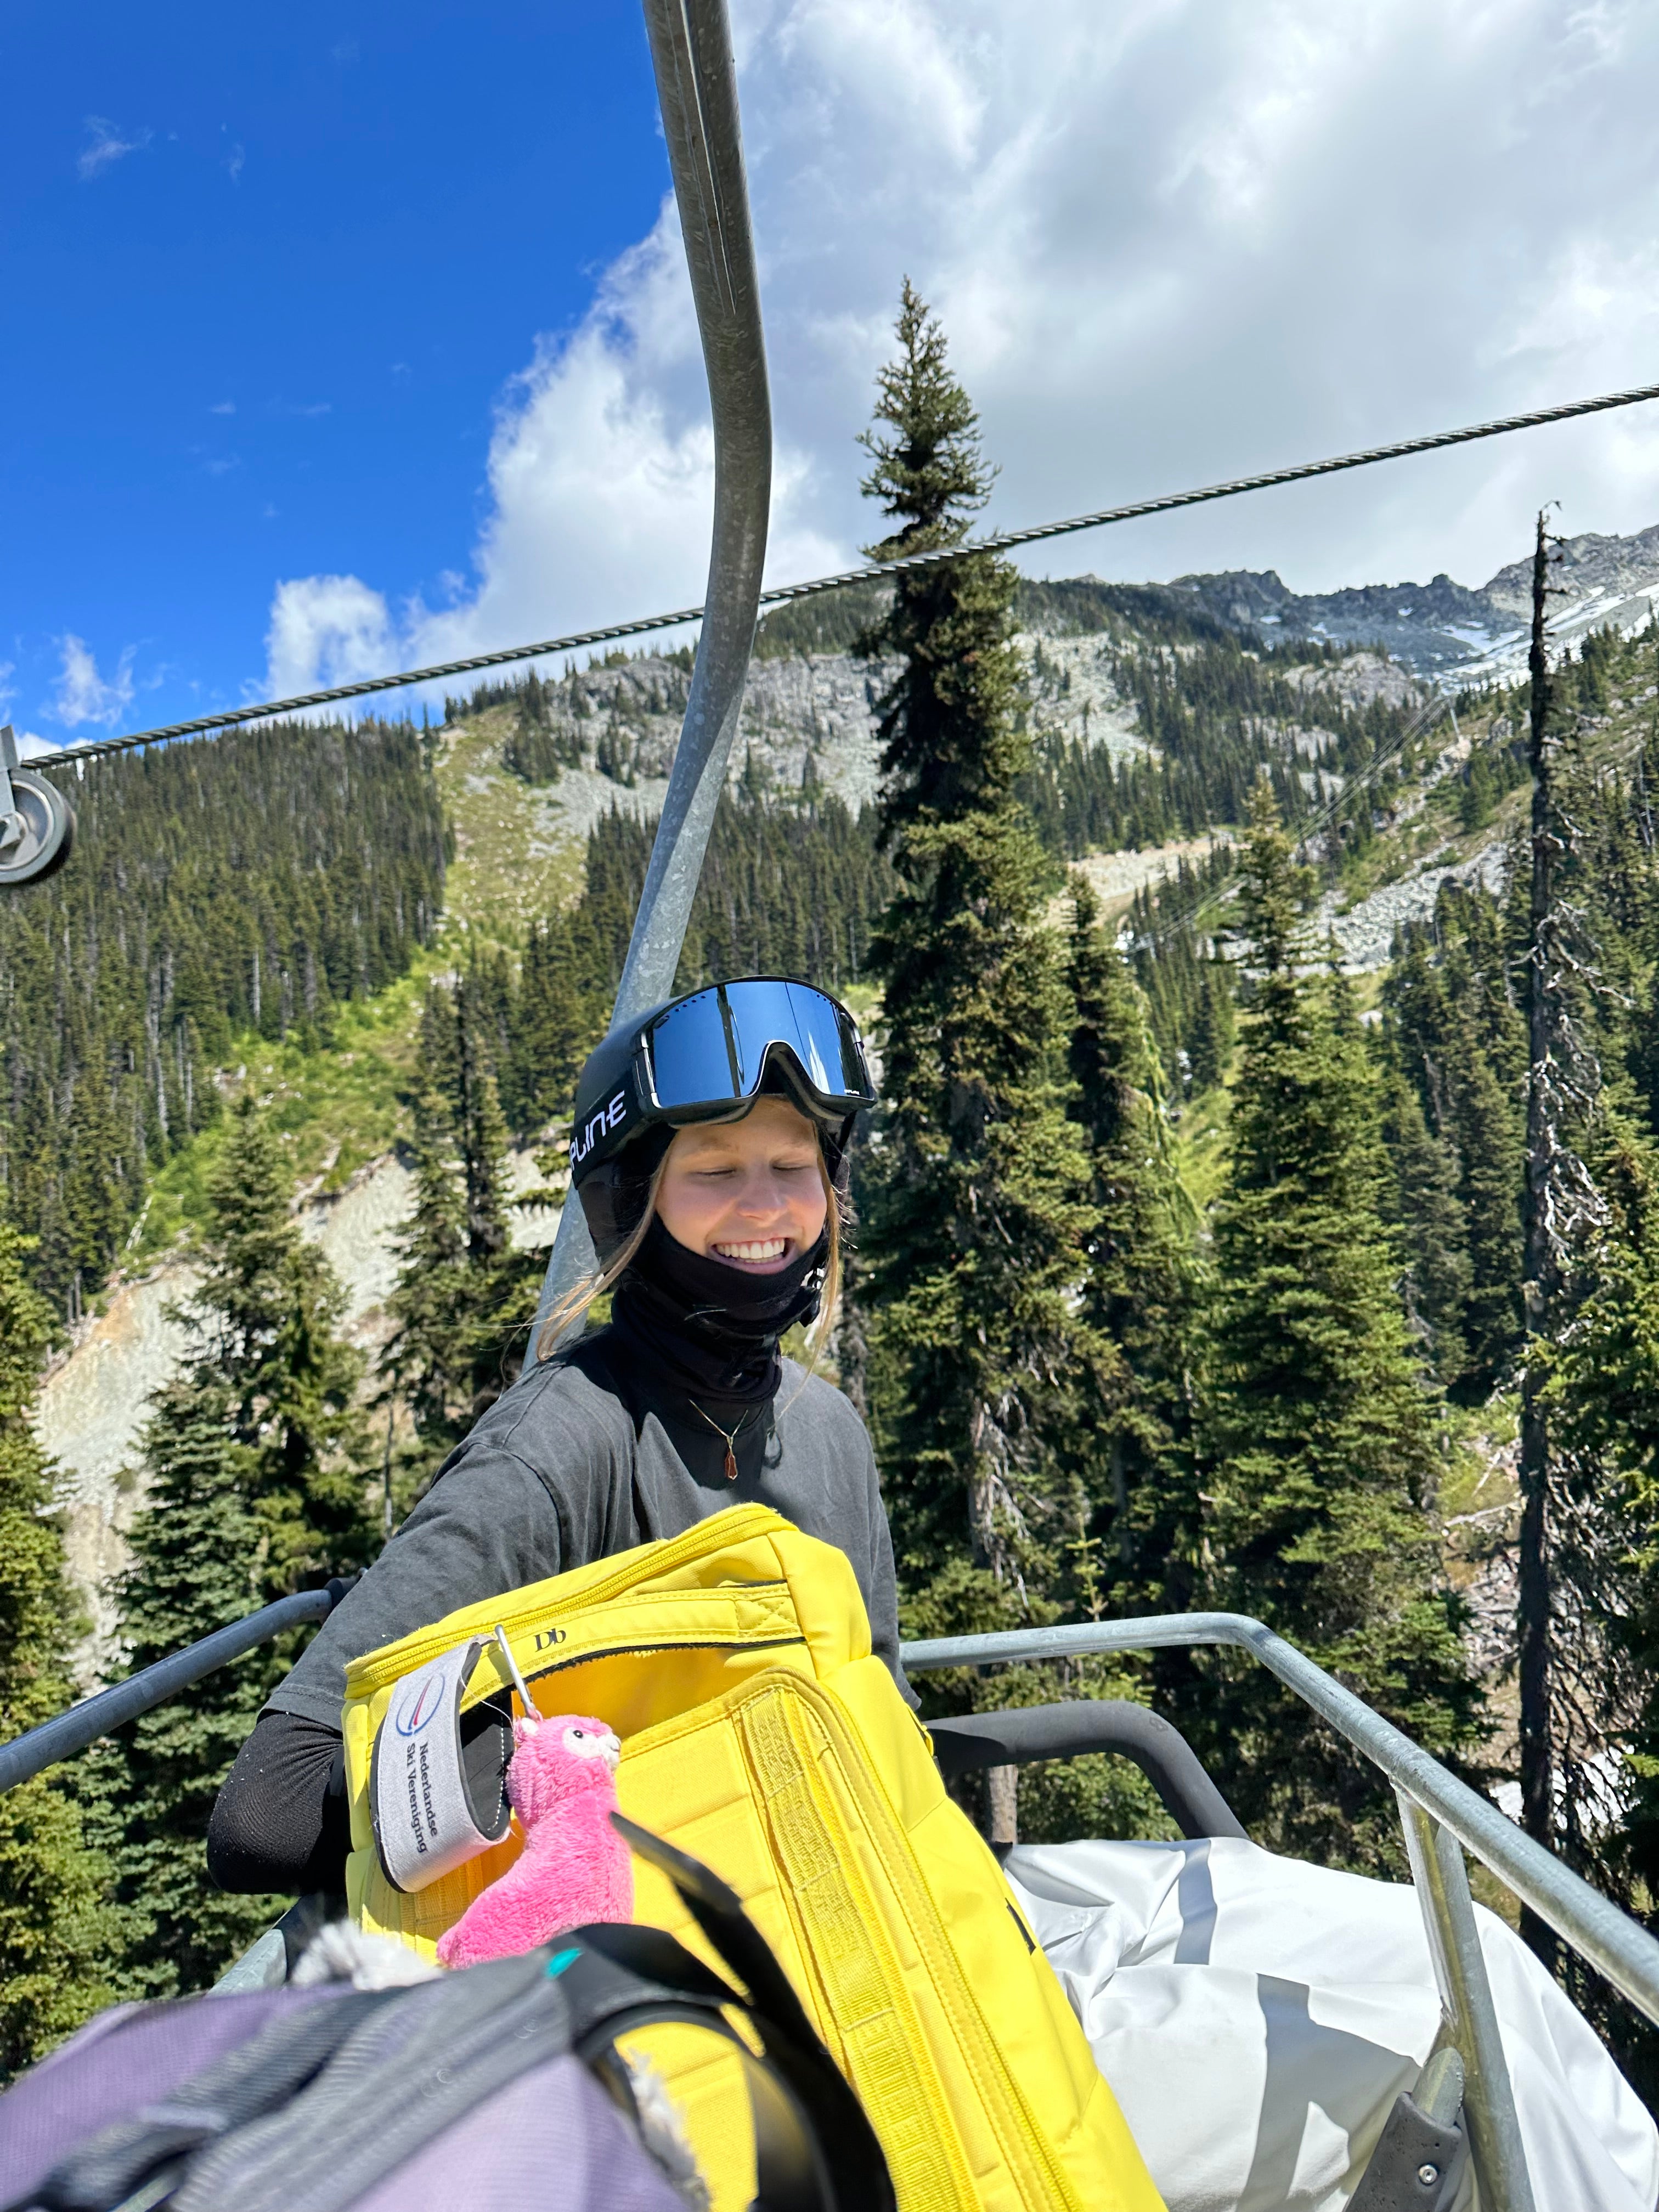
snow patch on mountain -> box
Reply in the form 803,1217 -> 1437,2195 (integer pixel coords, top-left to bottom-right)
1171,518 -> 1659,684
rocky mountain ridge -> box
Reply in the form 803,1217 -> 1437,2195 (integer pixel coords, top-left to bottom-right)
1168,517 -> 1659,681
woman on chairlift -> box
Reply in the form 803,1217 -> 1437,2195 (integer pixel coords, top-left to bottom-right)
210,975 -> 899,1894
210,972 -> 1659,2212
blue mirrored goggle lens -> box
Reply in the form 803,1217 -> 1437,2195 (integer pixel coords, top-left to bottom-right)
646,986 -> 740,1108
646,981 -> 870,1111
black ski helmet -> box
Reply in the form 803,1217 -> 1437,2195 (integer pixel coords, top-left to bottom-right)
567,977 -> 876,1264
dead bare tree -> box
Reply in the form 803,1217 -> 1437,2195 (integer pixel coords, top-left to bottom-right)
1517,508 -> 1612,1962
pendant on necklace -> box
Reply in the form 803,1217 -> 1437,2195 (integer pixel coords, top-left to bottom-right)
690,1396 -> 747,1482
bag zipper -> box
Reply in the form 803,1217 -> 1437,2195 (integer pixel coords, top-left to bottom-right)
346,1503 -> 790,1695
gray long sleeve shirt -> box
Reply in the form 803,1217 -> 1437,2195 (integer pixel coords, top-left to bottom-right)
269,1338 -> 911,1730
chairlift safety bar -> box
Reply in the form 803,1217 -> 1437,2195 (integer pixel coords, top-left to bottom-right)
0,1585 -> 337,1798
906,1614 -> 1659,2212
6,1599 -> 1652,2024
903,1611 -> 1659,2032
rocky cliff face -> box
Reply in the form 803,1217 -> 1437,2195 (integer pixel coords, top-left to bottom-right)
40,1142 -> 554,1681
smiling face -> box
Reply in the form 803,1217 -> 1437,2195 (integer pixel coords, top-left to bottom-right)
654,1095 -> 829,1274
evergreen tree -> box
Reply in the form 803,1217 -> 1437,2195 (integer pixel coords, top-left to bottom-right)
1384,893 -> 1527,1396
856,283 -> 1099,1615
383,977 -> 545,1504
452,974 -> 513,1268
383,1093 -> 472,1454
92,1099 -> 371,1995
1375,1031 -> 1472,1371
502,917 -> 595,1140
1534,1115 -> 1659,2091
1200,787 -> 1481,1865
191,1099 -> 370,1598
88,1375 -> 277,1999
1064,879 -> 1202,1621
0,1223 -> 112,2075
1186,953 -> 1237,1095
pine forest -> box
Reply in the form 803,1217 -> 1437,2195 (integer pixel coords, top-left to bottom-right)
9,281 -> 1659,2113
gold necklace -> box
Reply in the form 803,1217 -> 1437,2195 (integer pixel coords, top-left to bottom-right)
689,1400 -> 757,1482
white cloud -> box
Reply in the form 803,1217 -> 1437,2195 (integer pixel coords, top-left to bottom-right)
78,117 -> 151,180
52,636 -> 135,727
15,732 -> 58,760
264,575 -> 398,698
271,0 -> 1659,685
210,399 -> 236,415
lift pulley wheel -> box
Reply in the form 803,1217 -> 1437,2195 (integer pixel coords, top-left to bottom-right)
0,725 -> 75,888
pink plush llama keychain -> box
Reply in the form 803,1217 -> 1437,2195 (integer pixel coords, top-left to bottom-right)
436,1629 -> 633,1970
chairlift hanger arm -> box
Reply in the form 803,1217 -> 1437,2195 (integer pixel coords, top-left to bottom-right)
534,0 -> 773,1325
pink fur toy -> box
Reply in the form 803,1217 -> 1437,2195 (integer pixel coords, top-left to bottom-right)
436,1712 -> 632,1970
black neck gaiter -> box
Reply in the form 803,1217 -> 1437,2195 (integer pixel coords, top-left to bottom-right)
608,1216 -> 827,1420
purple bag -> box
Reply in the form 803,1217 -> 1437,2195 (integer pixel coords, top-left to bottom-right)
1,1962 -> 686,2212
0,1821 -> 895,2212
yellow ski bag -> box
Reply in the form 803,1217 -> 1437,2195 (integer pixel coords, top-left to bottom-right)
340,1503 -> 1163,2212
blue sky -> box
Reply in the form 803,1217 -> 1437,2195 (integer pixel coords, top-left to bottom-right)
2,1 -> 664,739
7,1 -> 1659,747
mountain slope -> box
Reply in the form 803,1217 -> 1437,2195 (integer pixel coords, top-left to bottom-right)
35,524 -> 1659,1668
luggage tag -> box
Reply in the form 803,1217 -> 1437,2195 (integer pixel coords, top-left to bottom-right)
369,1633 -> 519,1893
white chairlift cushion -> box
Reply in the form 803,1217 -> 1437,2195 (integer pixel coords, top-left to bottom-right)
1007,1836 -> 1659,2212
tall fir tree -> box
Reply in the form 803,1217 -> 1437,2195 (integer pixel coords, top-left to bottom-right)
1384,896 -> 1527,1397
188,1098 -> 369,1599
383,974 -> 545,1508
91,1098 -> 371,1996
1064,878 -> 1203,1623
89,1375 -> 278,1998
1200,787 -> 1482,1865
382,1090 -> 473,1474
1375,1029 -> 1472,1372
848,290 -> 1169,1850
0,1223 -> 113,2075
856,281 -> 1099,1617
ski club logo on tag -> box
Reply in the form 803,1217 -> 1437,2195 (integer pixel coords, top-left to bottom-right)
569,1090 -> 628,1169
394,1673 -> 445,1737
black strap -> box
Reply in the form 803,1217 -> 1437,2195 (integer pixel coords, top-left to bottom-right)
612,1816 -> 895,2212
556,1944 -> 841,2212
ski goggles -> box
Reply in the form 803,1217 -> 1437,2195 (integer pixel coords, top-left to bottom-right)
642,979 -> 876,1120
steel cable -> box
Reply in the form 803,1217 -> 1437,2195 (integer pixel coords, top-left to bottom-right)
41,376 -> 1659,769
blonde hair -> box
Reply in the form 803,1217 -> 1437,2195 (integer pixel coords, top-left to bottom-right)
536,1133 -> 845,1386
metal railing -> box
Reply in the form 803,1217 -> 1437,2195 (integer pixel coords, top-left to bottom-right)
0,1584 -> 345,1797
905,1613 -> 1659,2212
9,1592 -> 1658,2207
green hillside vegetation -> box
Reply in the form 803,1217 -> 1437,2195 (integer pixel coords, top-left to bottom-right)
2,720 -> 447,1316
